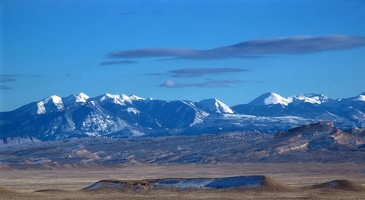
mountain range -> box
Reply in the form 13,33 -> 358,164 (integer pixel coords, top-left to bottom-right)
0,92 -> 364,142
1,121 -> 364,164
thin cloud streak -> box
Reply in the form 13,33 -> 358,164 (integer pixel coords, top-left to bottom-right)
28,74 -> 45,78
145,72 -> 168,76
159,79 -> 245,88
146,68 -> 248,78
108,35 -> 365,60
0,85 -> 12,90
0,74 -> 44,91
99,60 -> 138,65
168,68 -> 248,77
0,74 -> 44,81
0,75 -> 18,83
108,48 -> 197,58
218,35 -> 365,54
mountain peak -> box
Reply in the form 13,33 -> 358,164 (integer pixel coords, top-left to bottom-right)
98,93 -> 125,105
121,94 -> 144,103
97,93 -> 145,105
249,92 -> 289,106
289,93 -> 330,105
333,92 -> 365,105
63,92 -> 89,107
46,95 -> 63,103
75,92 -> 89,102
36,95 -> 64,114
198,98 -> 234,114
354,93 -> 365,102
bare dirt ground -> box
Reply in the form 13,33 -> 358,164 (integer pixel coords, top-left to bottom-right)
1,163 -> 365,199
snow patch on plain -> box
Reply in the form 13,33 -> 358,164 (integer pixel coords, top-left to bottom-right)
85,180 -> 126,190
154,176 -> 264,189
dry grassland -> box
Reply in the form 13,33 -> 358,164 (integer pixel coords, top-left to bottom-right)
1,163 -> 365,199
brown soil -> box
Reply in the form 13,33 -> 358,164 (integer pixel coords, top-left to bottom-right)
0,185 -> 18,194
310,179 -> 365,191
1,163 -> 365,199
256,176 -> 297,192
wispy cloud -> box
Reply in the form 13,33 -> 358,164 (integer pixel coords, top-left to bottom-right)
159,79 -> 244,88
108,48 -> 197,58
0,75 -> 18,83
0,74 -> 44,90
107,35 -> 365,60
99,60 -> 138,65
145,72 -> 168,76
65,73 -> 82,80
0,85 -> 12,90
146,67 -> 248,78
0,74 -> 44,81
168,68 -> 248,77
28,74 -> 45,78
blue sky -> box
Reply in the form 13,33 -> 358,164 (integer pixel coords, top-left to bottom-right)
1,0 -> 365,111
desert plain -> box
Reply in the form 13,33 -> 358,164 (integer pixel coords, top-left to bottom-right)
1,163 -> 365,199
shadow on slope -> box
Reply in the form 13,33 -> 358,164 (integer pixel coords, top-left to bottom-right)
308,180 -> 365,191
35,189 -> 76,193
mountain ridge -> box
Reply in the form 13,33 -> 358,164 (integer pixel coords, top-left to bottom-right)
1,92 -> 364,141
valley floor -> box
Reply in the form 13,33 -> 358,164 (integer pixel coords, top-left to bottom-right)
1,163 -> 365,199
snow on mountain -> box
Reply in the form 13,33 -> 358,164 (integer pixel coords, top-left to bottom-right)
63,92 -> 90,107
248,92 -> 290,106
80,112 -> 129,137
181,101 -> 210,126
197,98 -> 234,114
289,93 -> 330,105
97,93 -> 126,105
126,107 -> 139,114
353,93 -> 365,102
74,92 -> 90,102
247,92 -> 331,107
36,95 -> 64,114
121,94 -> 144,103
329,92 -> 365,106
1,91 -> 365,141
96,93 -> 144,106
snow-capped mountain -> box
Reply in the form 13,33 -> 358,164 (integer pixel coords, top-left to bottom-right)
289,93 -> 330,105
0,92 -> 364,141
355,92 -> 365,102
197,98 -> 234,114
247,92 -> 330,107
95,93 -> 144,106
248,92 -> 291,106
334,92 -> 365,106
63,92 -> 90,105
36,95 -> 64,114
